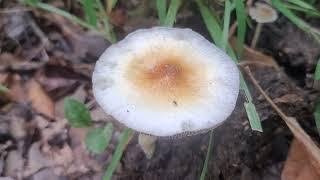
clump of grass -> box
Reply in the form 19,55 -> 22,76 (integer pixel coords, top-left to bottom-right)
23,0 -> 116,42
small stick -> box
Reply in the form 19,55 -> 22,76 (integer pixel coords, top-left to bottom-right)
244,66 -> 320,168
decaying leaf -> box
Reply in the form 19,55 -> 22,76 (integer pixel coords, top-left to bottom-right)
282,139 -> 320,180
28,79 -> 55,118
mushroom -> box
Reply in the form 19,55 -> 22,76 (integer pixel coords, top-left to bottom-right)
249,2 -> 278,48
92,27 -> 240,137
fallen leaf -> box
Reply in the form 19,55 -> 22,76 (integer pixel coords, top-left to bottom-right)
230,37 -> 279,69
273,94 -> 304,104
282,139 -> 320,180
28,79 -> 55,118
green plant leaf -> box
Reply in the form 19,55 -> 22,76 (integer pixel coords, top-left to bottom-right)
163,0 -> 182,26
64,97 -> 91,128
157,0 -> 167,25
82,0 -> 97,26
235,0 -> 246,58
315,59 -> 320,80
85,123 -> 114,154
314,101 -> 320,135
199,130 -> 213,180
103,128 -> 133,180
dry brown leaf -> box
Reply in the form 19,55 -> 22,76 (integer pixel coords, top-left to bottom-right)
28,79 -> 54,118
229,37 -> 279,69
282,139 -> 320,180
273,94 -> 304,104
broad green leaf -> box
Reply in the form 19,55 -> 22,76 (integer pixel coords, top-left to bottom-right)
64,98 -> 91,128
163,0 -> 182,27
315,59 -> 320,80
235,0 -> 246,58
85,123 -> 114,154
157,0 -> 167,25
82,0 -> 97,26
245,102 -> 263,132
314,101 -> 320,135
103,128 -> 133,180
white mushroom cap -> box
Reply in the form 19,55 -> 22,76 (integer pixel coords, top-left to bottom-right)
249,2 -> 278,23
92,27 -> 239,137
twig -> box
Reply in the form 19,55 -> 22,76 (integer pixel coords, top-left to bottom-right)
244,66 -> 320,168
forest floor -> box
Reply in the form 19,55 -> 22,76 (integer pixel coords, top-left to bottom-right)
0,0 -> 320,180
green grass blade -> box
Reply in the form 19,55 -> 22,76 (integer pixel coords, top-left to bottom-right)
245,102 -> 263,132
200,131 -> 213,180
157,0 -> 167,25
235,0 -> 246,58
103,128 -> 133,180
82,0 -> 97,26
314,101 -> 320,135
32,2 -> 96,31
221,0 -> 234,51
95,0 -> 117,43
271,0 -> 320,44
163,0 -> 182,26
107,0 -> 118,13
197,0 -> 262,132
284,3 -> 320,17
288,0 -> 317,10
196,0 -> 223,47
315,59 -> 320,80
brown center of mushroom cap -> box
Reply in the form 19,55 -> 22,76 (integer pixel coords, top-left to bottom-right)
259,6 -> 274,18
125,49 -> 207,107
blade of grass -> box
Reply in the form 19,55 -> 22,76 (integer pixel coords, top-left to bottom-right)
95,0 -> 117,43
106,0 -> 118,14
196,0 -> 262,131
314,101 -> 320,135
31,2 -> 95,30
221,0 -> 234,51
271,0 -> 320,44
82,0 -> 97,26
103,128 -> 133,180
315,59 -> 320,80
157,0 -> 167,25
163,0 -> 182,26
284,3 -> 320,17
235,0 -> 246,58
288,0 -> 317,10
199,131 -> 213,180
